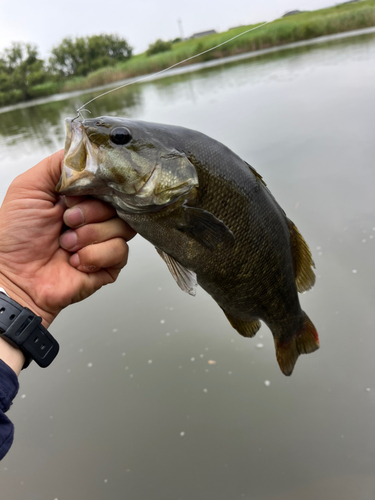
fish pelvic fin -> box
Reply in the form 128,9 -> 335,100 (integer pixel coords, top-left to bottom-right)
287,219 -> 316,293
274,313 -> 319,376
222,310 -> 261,338
156,248 -> 197,296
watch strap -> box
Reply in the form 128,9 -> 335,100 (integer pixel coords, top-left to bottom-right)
0,292 -> 59,368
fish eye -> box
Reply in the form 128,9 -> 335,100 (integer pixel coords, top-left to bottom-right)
110,127 -> 132,145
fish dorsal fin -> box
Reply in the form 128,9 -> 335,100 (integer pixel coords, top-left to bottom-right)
287,219 -> 316,293
244,161 -> 267,186
156,248 -> 197,296
222,310 -> 261,338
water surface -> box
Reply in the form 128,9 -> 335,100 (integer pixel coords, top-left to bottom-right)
1,31 -> 375,500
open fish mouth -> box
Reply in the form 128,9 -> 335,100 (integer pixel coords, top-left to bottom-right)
57,118 -> 106,195
56,164 -> 97,195
64,118 -> 73,154
63,118 -> 87,172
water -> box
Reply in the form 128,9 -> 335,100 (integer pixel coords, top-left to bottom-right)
1,31 -> 375,499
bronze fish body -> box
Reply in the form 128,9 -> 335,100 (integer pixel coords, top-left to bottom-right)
57,116 -> 319,375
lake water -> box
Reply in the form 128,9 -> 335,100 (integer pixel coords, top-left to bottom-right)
1,30 -> 375,500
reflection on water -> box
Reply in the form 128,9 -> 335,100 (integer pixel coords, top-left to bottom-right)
1,31 -> 375,500
0,85 -> 143,146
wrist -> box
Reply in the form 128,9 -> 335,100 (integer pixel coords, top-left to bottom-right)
0,274 -> 55,329
0,290 -> 59,369
0,337 -> 25,376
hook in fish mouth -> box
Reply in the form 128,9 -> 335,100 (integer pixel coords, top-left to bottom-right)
72,107 -> 91,123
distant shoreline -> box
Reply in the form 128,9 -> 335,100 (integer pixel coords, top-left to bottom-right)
1,25 -> 375,115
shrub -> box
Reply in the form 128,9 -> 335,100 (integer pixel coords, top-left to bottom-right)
147,39 -> 173,56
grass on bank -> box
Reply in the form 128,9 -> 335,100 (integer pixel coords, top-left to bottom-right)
59,0 -> 375,94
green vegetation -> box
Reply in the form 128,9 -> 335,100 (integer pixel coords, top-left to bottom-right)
49,34 -> 132,77
0,0 -> 375,107
0,43 -> 50,106
0,34 -> 132,106
147,39 -> 173,56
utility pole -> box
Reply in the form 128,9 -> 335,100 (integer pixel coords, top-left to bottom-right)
178,19 -> 184,41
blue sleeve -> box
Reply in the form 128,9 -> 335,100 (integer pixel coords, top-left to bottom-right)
0,359 -> 19,461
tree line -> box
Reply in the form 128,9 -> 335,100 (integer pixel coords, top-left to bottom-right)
0,34 -> 180,107
0,33 -> 156,106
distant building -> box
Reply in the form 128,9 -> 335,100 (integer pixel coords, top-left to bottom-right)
282,10 -> 305,17
189,30 -> 217,39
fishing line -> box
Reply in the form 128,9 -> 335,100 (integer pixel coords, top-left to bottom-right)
74,0 -> 317,117
74,20 -> 271,117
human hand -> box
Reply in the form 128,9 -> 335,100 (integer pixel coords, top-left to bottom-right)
0,150 -> 136,329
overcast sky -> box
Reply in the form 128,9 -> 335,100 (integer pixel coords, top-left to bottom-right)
0,0 -> 337,57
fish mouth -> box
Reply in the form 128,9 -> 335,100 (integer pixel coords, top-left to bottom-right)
62,118 -> 87,172
56,164 -> 99,195
64,118 -> 73,155
57,118 -> 106,195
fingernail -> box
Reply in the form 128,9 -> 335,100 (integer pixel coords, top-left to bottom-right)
70,253 -> 80,268
60,230 -> 78,250
64,207 -> 84,227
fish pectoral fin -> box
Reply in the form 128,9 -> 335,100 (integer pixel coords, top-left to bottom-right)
222,310 -> 261,338
287,219 -> 316,293
178,207 -> 235,251
156,248 -> 197,296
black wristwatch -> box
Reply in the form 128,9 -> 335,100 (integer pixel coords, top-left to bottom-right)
0,291 -> 59,369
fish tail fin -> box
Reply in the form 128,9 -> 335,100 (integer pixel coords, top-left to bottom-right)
274,312 -> 319,376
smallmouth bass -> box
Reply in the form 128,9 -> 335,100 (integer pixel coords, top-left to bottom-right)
56,116 -> 319,376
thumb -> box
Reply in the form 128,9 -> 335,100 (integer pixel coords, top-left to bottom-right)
8,150 -> 64,203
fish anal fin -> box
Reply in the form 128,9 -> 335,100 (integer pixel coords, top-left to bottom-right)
178,206 -> 235,251
274,313 -> 319,376
287,219 -> 316,293
223,310 -> 261,338
156,248 -> 197,296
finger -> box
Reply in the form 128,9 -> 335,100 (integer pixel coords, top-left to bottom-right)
63,198 -> 117,228
64,195 -> 88,208
60,218 -> 136,252
69,238 -> 129,274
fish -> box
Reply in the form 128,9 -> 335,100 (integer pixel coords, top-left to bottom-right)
56,116 -> 319,376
